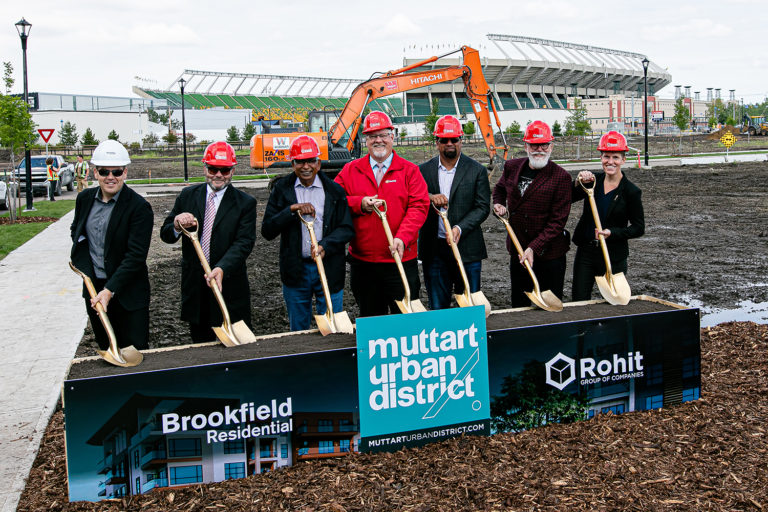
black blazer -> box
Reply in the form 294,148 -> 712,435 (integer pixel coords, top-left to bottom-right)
572,172 -> 645,261
70,185 -> 153,310
160,183 -> 257,324
261,171 -> 354,293
418,153 -> 490,263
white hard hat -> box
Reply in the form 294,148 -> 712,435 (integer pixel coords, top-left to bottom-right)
91,140 -> 131,167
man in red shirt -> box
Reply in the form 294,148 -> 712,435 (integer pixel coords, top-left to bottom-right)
492,120 -> 572,307
335,111 -> 429,317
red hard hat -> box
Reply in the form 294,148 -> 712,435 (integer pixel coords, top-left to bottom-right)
202,141 -> 237,167
597,131 -> 629,152
433,115 -> 464,138
362,111 -> 394,134
289,135 -> 320,160
523,120 -> 554,143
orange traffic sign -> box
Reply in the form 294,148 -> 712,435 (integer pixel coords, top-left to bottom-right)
38,129 -> 54,143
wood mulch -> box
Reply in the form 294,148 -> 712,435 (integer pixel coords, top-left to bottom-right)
18,321 -> 768,511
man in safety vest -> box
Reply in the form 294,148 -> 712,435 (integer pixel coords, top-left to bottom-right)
46,156 -> 60,201
75,154 -> 89,193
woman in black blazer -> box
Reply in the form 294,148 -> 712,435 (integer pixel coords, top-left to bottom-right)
571,131 -> 645,301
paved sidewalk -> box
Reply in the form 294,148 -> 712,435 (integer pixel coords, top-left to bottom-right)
0,211 -> 86,512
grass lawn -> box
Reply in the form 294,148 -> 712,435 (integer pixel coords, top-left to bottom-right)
0,199 -> 75,260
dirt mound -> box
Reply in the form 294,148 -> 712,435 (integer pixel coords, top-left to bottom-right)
707,125 -> 740,140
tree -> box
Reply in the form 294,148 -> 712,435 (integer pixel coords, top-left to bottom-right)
185,132 -> 197,144
162,131 -> 179,144
672,97 -> 690,132
59,121 -> 79,146
463,121 -> 476,137
3,62 -> 14,95
226,126 -> 241,143
565,99 -> 591,135
107,129 -> 120,141
146,107 -> 180,130
552,120 -> 562,136
241,123 -> 256,142
504,121 -> 521,135
142,132 -> 159,146
706,98 -> 728,127
0,95 -> 36,155
399,126 -> 407,141
424,98 -> 440,143
490,361 -> 590,433
81,128 -> 99,146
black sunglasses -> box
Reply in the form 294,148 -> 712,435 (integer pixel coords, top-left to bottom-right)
97,169 -> 124,177
438,137 -> 461,144
207,166 -> 233,175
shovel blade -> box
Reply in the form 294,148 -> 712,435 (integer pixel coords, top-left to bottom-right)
231,320 -> 257,343
595,272 -> 631,306
455,292 -> 491,317
314,310 -> 354,335
96,345 -> 143,367
213,326 -> 240,347
525,289 -> 564,312
395,298 -> 428,314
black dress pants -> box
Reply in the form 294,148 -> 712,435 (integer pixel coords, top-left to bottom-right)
509,254 -> 566,308
349,256 -> 420,317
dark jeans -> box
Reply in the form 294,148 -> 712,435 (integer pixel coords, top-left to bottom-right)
349,256 -> 420,317
422,240 -> 482,310
282,261 -> 343,331
48,180 -> 56,201
509,254 -> 566,308
571,246 -> 628,301
86,278 -> 149,350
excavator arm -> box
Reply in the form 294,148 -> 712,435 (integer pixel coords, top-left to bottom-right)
328,46 -> 508,170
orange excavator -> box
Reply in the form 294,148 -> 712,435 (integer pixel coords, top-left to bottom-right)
250,46 -> 509,172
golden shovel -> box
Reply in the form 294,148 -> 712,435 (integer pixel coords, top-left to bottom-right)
69,262 -> 144,367
577,176 -> 631,305
372,201 -> 427,314
179,219 -> 257,346
297,213 -> 354,335
494,212 -> 563,312
433,205 -> 491,317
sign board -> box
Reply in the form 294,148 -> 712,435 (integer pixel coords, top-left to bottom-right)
720,132 -> 736,148
38,129 -> 54,143
62,301 -> 699,502
356,306 -> 489,451
651,111 -> 664,121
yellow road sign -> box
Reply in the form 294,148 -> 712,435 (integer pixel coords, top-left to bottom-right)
720,132 -> 736,148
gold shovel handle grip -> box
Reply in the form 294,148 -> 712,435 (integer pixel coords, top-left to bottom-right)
493,213 -> 543,295
434,205 -> 472,295
577,176 -> 613,275
69,262 -> 123,360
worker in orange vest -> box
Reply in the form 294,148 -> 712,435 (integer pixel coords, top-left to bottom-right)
46,156 -> 60,201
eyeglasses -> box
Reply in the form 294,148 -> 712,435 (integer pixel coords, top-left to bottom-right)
97,169 -> 125,177
293,157 -> 319,165
206,166 -> 233,175
438,137 -> 461,144
366,133 -> 392,141
527,143 -> 551,150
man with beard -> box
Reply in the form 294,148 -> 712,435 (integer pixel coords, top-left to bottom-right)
334,111 -> 429,317
161,141 -> 257,342
492,121 -> 571,307
418,115 -> 490,309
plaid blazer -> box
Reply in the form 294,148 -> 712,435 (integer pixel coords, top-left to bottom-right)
492,157 -> 572,260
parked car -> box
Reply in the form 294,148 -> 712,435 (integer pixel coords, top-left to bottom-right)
14,155 -> 75,196
0,180 -> 8,210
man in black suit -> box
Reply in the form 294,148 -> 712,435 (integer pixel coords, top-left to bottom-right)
418,115 -> 490,310
160,141 -> 257,342
261,136 -> 354,330
70,140 -> 153,350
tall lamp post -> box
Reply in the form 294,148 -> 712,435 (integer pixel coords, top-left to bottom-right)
641,57 -> 650,167
15,18 -> 34,211
178,78 -> 189,182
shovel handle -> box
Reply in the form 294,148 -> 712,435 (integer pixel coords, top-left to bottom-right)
179,218 -> 233,328
299,212 -> 337,325
577,176 -> 614,275
374,201 -> 414,303
434,206 -> 472,297
493,213 -> 543,295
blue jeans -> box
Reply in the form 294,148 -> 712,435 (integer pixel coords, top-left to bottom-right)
422,251 -> 482,310
282,262 -> 343,331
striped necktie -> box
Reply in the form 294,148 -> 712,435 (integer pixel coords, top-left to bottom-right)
200,191 -> 216,262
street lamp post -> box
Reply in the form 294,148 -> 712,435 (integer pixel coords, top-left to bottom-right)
15,18 -> 34,211
178,78 -> 188,182
641,57 -> 650,167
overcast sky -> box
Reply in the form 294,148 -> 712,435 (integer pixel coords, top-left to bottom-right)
2,0 -> 766,103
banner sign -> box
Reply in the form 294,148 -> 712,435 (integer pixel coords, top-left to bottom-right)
63,302 -> 699,502
355,306 -> 490,451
